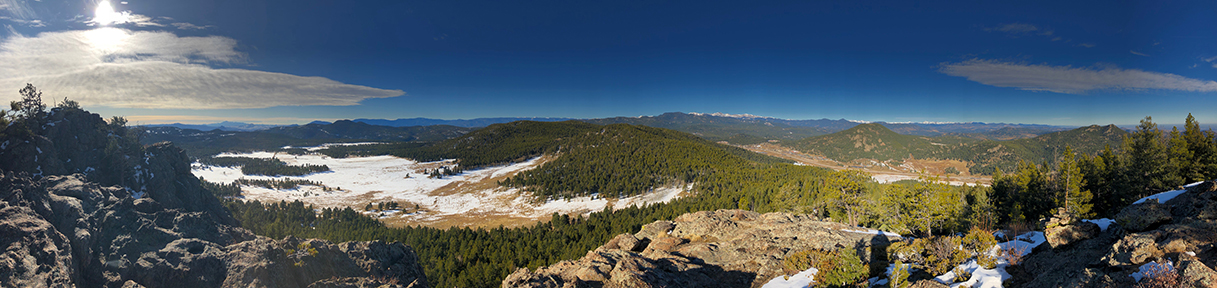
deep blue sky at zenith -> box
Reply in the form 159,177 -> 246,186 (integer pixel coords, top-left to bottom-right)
0,0 -> 1215,126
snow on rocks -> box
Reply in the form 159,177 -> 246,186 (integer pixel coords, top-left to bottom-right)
762,267 -> 817,288
1132,180 -> 1205,205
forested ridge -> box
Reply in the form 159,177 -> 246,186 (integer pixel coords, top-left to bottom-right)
320,121 -> 792,199
788,122 -> 1129,175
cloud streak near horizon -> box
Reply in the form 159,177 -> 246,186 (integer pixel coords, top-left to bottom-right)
939,59 -> 1217,94
0,28 -> 403,109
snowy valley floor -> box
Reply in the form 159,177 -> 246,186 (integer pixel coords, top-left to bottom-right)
191,148 -> 689,228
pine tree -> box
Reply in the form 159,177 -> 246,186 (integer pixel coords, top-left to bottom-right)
1124,116 -> 1171,198
1183,114 -> 1217,182
1058,146 -> 1093,217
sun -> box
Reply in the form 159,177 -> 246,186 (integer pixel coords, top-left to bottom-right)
83,27 -> 130,53
93,0 -> 130,26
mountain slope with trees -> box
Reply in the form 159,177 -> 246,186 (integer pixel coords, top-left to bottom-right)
787,123 -> 1129,175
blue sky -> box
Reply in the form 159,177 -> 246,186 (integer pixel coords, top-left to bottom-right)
0,0 -> 1214,126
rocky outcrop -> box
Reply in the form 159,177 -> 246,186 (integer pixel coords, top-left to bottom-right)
0,108 -> 429,287
1043,208 -> 1101,249
501,209 -> 900,288
1115,200 -> 1173,232
1011,181 -> 1217,288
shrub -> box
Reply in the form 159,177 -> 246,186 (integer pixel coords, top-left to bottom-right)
1001,244 -> 1026,266
962,227 -> 999,269
783,249 -> 868,287
889,259 -> 910,288
1136,260 -> 1180,288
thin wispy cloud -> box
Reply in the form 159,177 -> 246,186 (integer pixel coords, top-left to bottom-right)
1204,56 -> 1217,68
1130,50 -> 1149,57
0,28 -> 403,109
171,22 -> 213,30
939,59 -> 1217,94
993,23 -> 1039,34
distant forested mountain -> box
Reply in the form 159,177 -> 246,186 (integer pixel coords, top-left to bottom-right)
582,112 -> 832,144
787,123 -> 1128,174
140,121 -> 471,157
141,121 -> 280,131
352,117 -> 572,128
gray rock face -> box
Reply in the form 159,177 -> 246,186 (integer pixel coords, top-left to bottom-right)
1012,181 -> 1217,288
1115,201 -> 1172,232
0,108 -> 430,287
501,209 -> 900,288
0,173 -> 430,288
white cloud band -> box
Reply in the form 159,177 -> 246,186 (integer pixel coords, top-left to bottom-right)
0,28 -> 403,109
939,59 -> 1217,94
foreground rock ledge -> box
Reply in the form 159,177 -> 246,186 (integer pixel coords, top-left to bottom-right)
501,209 -> 900,288
0,173 -> 429,288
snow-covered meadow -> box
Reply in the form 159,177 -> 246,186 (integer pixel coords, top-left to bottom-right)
191,145 -> 689,227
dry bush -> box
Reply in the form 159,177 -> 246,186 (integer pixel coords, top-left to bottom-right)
1004,221 -> 1032,242
1136,260 -> 1180,288
1001,244 -> 1026,266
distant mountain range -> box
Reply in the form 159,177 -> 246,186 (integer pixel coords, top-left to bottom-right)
141,121 -> 281,132
351,117 -> 574,128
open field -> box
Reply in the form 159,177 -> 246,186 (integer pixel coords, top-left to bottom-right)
735,142 -> 991,186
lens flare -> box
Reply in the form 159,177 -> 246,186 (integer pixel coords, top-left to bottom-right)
92,0 -> 131,26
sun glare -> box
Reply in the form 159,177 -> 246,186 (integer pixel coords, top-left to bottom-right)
84,27 -> 130,53
93,0 -> 130,26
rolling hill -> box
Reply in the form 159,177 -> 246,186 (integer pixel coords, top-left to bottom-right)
317,120 -> 793,198
582,112 -> 831,144
787,123 -> 1128,174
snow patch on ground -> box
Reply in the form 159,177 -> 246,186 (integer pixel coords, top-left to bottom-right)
843,228 -> 902,238
762,267 -> 817,288
919,231 -> 1046,288
1133,180 -> 1207,205
192,149 -> 692,226
870,174 -> 985,187
614,184 -> 689,210
1083,218 -> 1115,231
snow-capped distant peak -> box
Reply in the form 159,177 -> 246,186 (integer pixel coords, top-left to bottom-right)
689,112 -> 778,120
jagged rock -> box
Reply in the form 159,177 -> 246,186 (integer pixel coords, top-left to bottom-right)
0,108 -> 432,288
501,209 -> 900,288
1115,201 -> 1172,232
1043,208 -> 1101,248
1179,256 -> 1217,288
0,203 -> 76,287
222,237 -> 427,288
1101,231 -> 1164,266
633,220 -> 674,241
600,234 -> 643,252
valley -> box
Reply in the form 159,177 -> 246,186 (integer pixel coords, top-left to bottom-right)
192,147 -> 689,229
736,142 -> 991,186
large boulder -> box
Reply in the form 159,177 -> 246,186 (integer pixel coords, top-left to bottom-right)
1042,208 -> 1101,249
1115,200 -> 1172,232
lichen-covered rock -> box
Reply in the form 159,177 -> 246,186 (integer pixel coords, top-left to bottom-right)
1115,201 -> 1172,232
1043,208 -> 1101,248
1100,231 -> 1164,266
501,209 -> 900,288
1178,256 -> 1217,288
